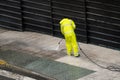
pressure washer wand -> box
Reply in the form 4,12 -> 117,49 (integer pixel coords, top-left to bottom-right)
58,39 -> 63,45
55,39 -> 63,50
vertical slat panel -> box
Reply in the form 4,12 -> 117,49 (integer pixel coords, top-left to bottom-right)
52,0 -> 87,42
86,0 -> 120,49
0,0 -> 22,31
0,0 -> 119,49
23,0 -> 52,34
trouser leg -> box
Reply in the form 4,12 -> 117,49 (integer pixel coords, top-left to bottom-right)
65,34 -> 72,56
71,32 -> 79,56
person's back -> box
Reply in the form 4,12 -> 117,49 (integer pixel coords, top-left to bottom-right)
59,18 -> 80,57
60,18 -> 75,35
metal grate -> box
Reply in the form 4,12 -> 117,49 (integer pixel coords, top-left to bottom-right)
0,50 -> 94,80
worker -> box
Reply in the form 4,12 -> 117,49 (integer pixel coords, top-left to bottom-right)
59,18 -> 80,57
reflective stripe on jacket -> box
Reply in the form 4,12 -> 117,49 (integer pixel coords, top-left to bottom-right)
60,18 -> 76,35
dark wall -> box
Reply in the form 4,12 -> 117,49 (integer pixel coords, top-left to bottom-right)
0,0 -> 120,49
86,0 -> 120,49
52,0 -> 87,42
22,0 -> 53,34
0,0 -> 22,31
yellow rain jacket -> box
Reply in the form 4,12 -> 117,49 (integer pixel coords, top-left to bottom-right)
60,18 -> 79,56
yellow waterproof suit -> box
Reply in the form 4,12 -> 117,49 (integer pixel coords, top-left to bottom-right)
60,18 -> 79,56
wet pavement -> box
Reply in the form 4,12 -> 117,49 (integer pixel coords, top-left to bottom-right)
0,28 -> 120,80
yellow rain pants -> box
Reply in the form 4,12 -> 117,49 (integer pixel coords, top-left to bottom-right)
60,18 -> 79,56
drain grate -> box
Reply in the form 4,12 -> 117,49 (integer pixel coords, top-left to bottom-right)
0,50 -> 95,80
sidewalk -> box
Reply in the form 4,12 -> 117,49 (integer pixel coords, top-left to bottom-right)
0,28 -> 120,80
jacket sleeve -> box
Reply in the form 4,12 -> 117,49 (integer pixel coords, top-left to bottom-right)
71,20 -> 76,30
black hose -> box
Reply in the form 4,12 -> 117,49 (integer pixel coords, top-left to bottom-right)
58,39 -> 120,72
78,43 -> 120,72
78,44 -> 107,69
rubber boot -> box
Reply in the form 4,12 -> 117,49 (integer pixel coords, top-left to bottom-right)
74,53 -> 80,57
